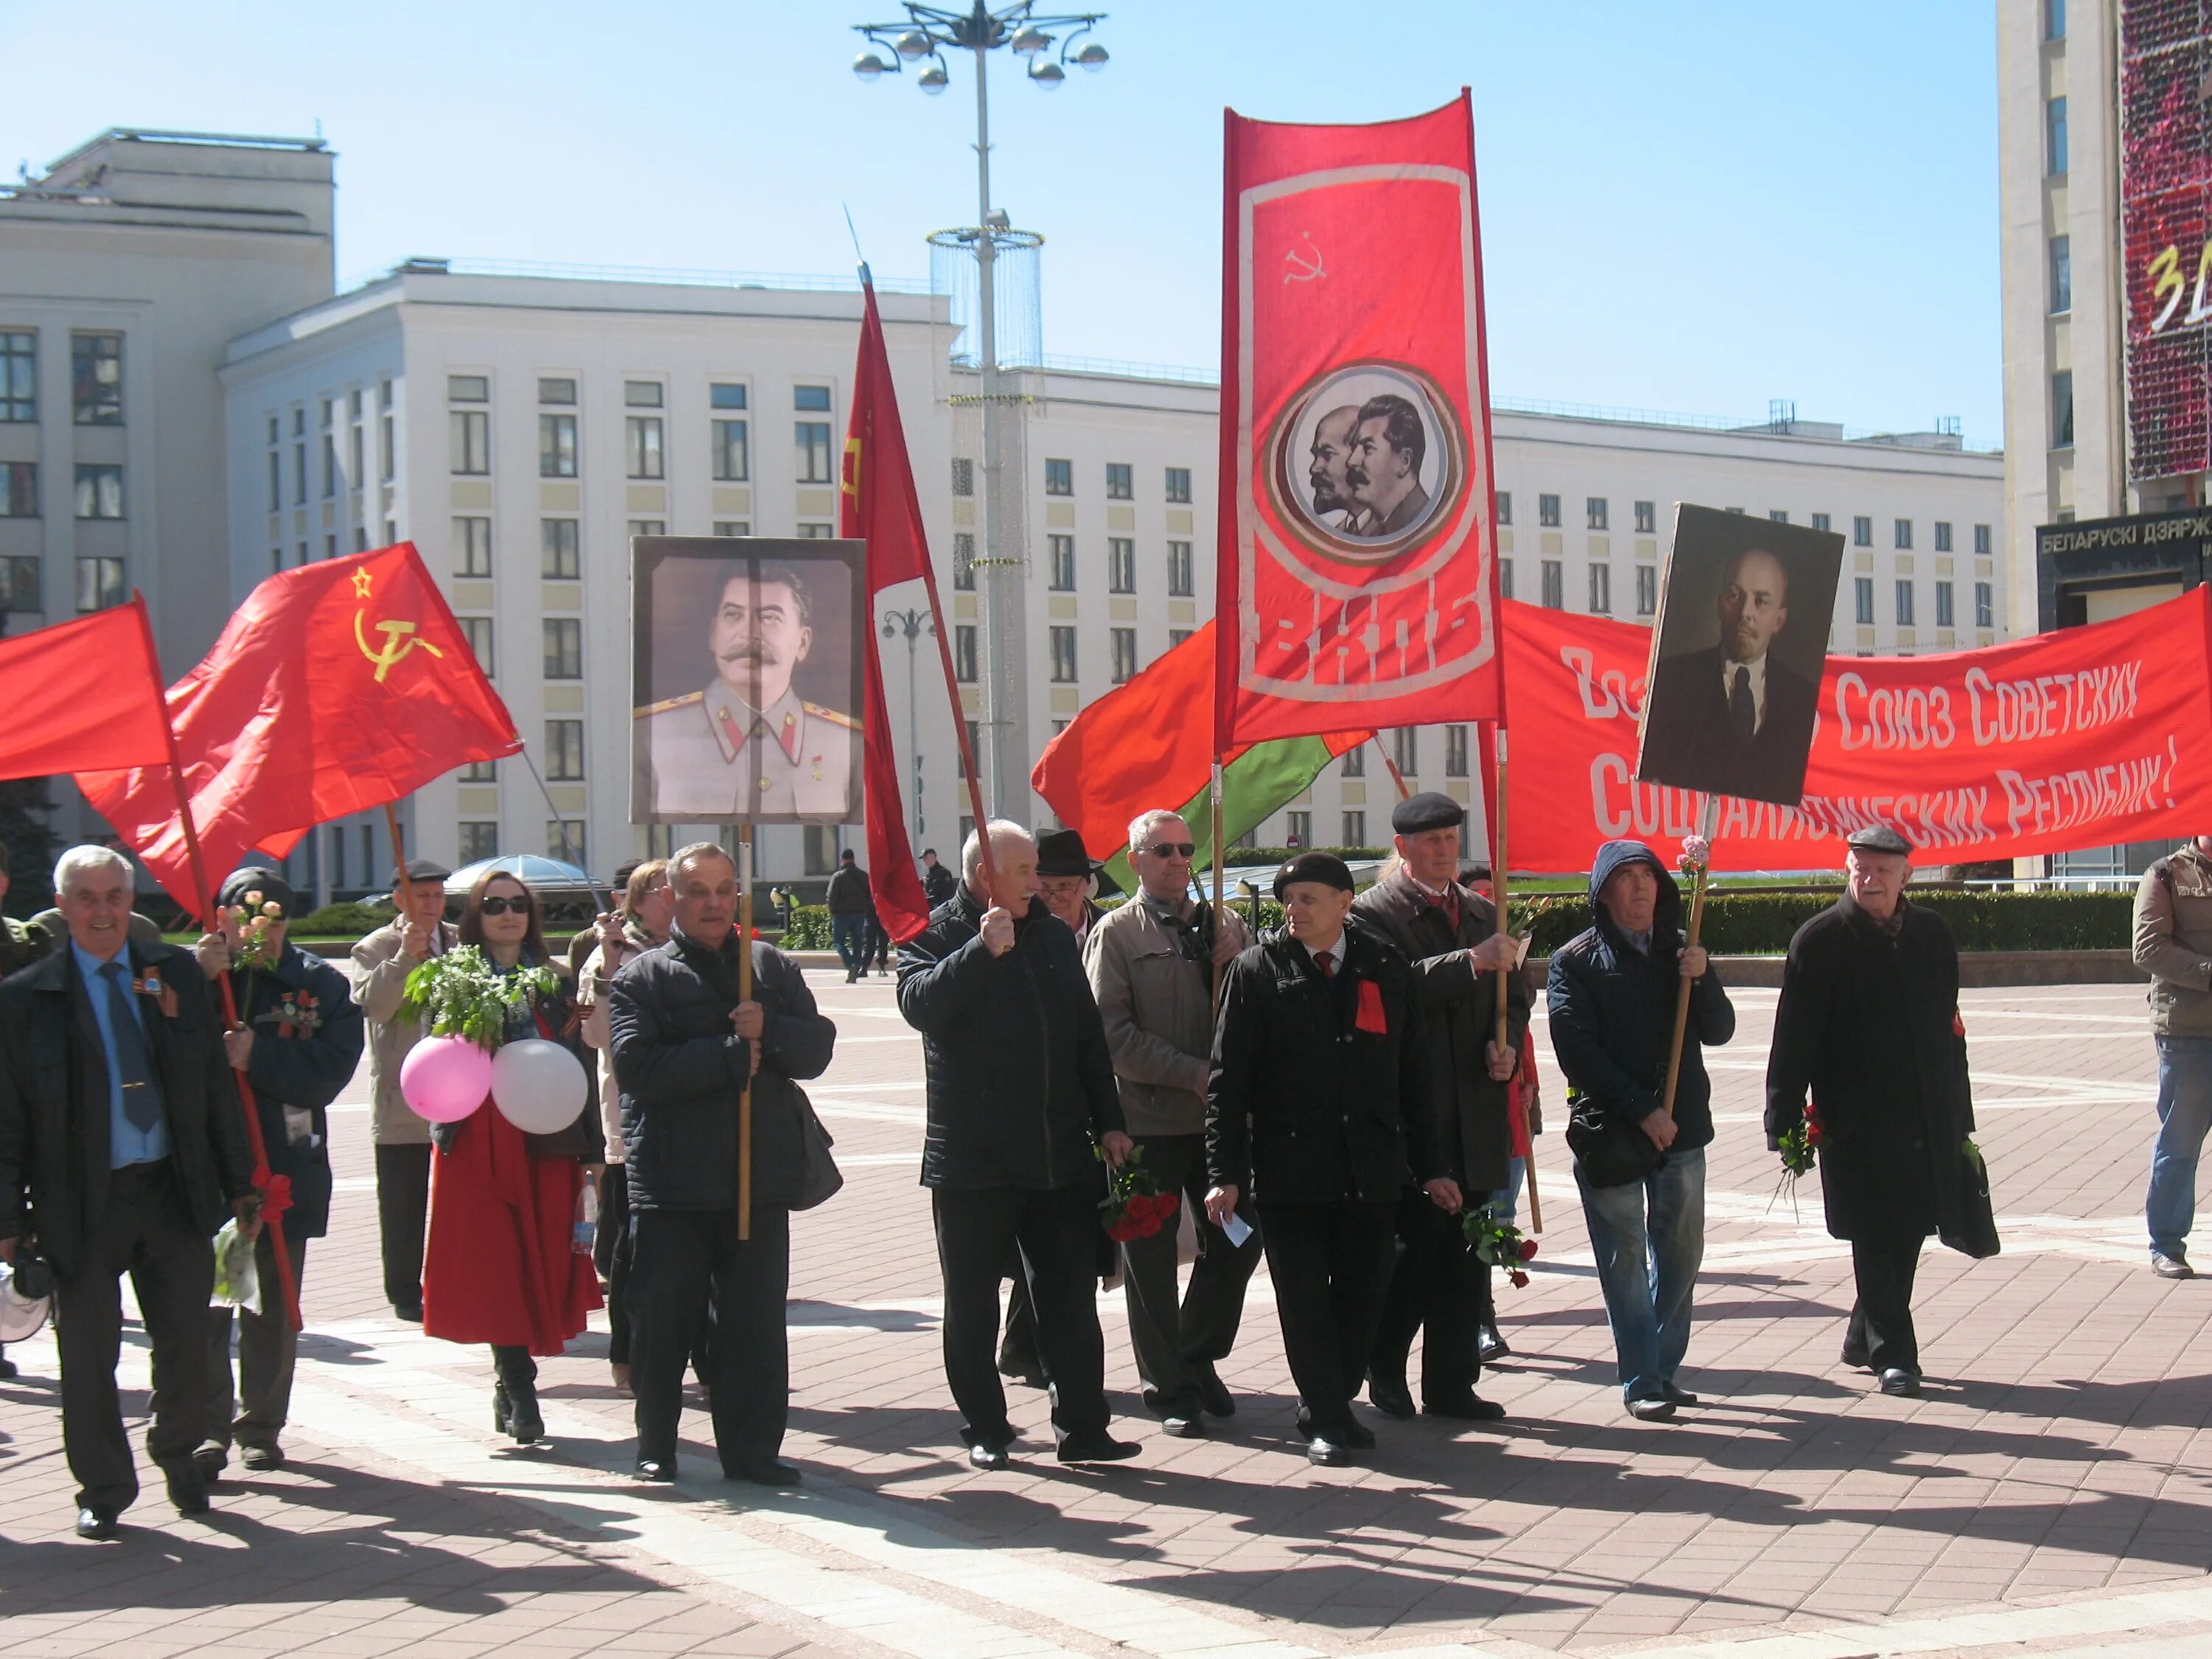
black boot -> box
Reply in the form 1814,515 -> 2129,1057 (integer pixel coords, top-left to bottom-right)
493,1347 -> 544,1443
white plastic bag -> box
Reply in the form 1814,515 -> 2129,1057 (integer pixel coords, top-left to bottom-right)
209,1217 -> 262,1315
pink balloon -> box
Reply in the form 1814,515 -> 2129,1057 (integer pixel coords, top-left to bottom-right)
400,1035 -> 493,1124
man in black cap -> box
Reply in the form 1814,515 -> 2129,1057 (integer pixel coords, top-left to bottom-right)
824,847 -> 874,984
1766,824 -> 1978,1397
1206,852 -> 1452,1465
1036,828 -> 1112,950
1353,793 -> 1529,1422
191,866 -> 364,1476
921,848 -> 959,909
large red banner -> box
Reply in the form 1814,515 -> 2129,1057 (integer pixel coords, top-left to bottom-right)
1506,593 -> 2212,871
1214,94 -> 1503,751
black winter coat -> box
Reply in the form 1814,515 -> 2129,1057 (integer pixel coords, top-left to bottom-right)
897,888 -> 1123,1192
1765,894 -> 1977,1242
0,941 -> 256,1277
1352,871 -> 1531,1192
223,943 -> 365,1240
609,927 -> 835,1211
1207,925 -> 1446,1206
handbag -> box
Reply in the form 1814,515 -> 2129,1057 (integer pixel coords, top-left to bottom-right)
793,1091 -> 844,1211
1563,1089 -> 1666,1189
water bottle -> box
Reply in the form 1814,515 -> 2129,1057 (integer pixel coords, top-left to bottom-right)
573,1181 -> 599,1255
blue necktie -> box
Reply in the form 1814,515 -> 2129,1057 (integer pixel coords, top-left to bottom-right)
97,961 -> 162,1134
1729,667 -> 1756,741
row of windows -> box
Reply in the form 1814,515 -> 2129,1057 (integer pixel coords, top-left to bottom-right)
1848,576 -> 1995,629
448,375 -> 827,484
1037,534 -> 1196,596
0,330 -> 123,425
1500,490 -> 1992,554
453,821 -> 592,866
1037,459 -> 1194,502
0,461 -> 124,519
951,622 -> 1197,689
265,383 -> 396,512
448,515 -> 833,582
1500,553 -> 1997,631
0,554 -> 128,616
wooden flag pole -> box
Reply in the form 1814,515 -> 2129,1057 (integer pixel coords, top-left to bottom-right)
1375,736 -> 1413,801
738,823 -> 755,1242
1658,794 -> 1723,1121
383,801 -> 414,911
1490,726 -> 1538,1233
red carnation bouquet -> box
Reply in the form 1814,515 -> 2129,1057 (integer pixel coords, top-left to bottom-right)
1461,1201 -> 1539,1289
1098,1144 -> 1180,1243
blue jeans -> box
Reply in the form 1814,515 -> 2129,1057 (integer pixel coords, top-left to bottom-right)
2149,1036 -> 2212,1260
830,914 -> 868,973
1490,1157 -> 1527,1225
1576,1144 -> 1705,1402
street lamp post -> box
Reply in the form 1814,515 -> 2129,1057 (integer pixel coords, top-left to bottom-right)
880,605 -> 936,841
852,3 -> 1109,817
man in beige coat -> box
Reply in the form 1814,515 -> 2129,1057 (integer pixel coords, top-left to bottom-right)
349,859 -> 454,1321
2134,836 -> 2212,1279
1084,809 -> 1257,1436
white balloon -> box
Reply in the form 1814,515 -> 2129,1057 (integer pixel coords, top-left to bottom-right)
490,1038 -> 588,1135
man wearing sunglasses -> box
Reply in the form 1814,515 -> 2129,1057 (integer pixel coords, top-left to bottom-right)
1085,810 -> 1257,1436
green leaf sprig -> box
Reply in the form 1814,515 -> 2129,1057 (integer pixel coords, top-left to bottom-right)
396,945 -> 557,1050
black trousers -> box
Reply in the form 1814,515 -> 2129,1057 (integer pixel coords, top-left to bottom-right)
1371,1188 -> 1489,1405
375,1141 -> 432,1313
933,1183 -> 1110,1449
1000,1270 -> 1042,1377
1120,1133 -> 1262,1416
628,1205 -> 790,1469
599,1164 -> 633,1366
52,1161 -> 216,1512
205,1229 -> 307,1452
1256,1199 -> 1397,1440
1846,1233 -> 1926,1374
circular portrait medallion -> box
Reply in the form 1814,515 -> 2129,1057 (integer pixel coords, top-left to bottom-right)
1265,361 -> 1467,566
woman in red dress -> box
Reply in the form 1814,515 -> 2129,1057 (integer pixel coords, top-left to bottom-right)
422,869 -> 602,1442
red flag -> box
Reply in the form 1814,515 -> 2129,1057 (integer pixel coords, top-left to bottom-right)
1214,94 -> 1506,751
77,543 -> 519,912
0,597 -> 170,782
841,280 -> 936,942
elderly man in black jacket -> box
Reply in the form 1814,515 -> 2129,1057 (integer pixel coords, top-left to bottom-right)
0,846 -> 261,1539
898,818 -> 1138,1470
1207,852 -> 1454,1467
1354,793 -> 1529,1423
610,840 -> 837,1486
1765,825 -> 1979,1397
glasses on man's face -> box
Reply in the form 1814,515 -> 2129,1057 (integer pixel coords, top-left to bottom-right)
1147,841 -> 1197,860
479,894 -> 532,916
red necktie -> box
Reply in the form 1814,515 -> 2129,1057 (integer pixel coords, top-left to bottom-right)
1441,888 -> 1461,931
1315,950 -> 1336,979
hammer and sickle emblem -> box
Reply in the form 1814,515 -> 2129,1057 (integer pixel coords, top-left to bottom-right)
353,612 -> 446,683
1284,233 -> 1325,285
841,436 -> 863,500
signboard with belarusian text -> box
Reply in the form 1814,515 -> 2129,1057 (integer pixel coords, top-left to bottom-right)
2035,506 -> 2212,631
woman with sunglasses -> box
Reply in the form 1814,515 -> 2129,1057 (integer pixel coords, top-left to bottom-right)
422,869 -> 603,1444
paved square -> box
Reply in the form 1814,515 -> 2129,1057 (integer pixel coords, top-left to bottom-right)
4,970 -> 2211,1658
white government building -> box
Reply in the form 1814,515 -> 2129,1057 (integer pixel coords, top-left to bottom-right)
3,128 -> 2006,895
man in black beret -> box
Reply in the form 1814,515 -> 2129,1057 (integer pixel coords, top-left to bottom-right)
1766,824 -> 1980,1397
1206,852 -> 1453,1465
1354,793 -> 1529,1422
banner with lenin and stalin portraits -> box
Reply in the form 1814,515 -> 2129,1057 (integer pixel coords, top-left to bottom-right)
1506,588 -> 2212,872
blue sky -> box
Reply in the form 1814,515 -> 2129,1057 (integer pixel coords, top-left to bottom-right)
4,1 -> 2001,443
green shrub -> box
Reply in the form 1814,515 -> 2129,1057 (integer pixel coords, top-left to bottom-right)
288,900 -> 396,937
1507,887 -> 2132,957
1216,846 -> 1388,869
782,904 -> 831,950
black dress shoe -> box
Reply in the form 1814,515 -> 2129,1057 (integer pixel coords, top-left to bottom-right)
192,1441 -> 227,1482
1191,1363 -> 1235,1418
1304,1436 -> 1352,1467
1477,1324 -> 1511,1364
1158,1413 -> 1206,1439
1879,1367 -> 1922,1397
394,1301 -> 424,1324
725,1458 -> 801,1487
1340,1419 -> 1377,1450
1424,1393 -> 1507,1422
1841,1338 -> 1871,1370
0,1353 -> 18,1380
240,1443 -> 285,1472
164,1462 -> 210,1516
967,1441 -> 1012,1471
1366,1371 -> 1416,1420
1626,1397 -> 1677,1422
1661,1384 -> 1700,1408
634,1458 -> 676,1483
1057,1432 -> 1140,1464
75,1506 -> 119,1540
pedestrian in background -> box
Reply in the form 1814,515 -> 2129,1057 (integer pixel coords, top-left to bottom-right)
826,849 -> 874,984
2132,833 -> 2212,1281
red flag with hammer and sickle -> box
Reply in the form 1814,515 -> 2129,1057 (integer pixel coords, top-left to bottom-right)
77,543 -> 519,913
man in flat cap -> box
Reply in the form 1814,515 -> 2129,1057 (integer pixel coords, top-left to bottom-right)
1766,825 -> 1981,1397
1206,852 -> 1452,1465
1353,793 -> 1529,1423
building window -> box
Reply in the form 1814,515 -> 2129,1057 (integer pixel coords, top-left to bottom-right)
625,380 -> 664,409
1169,627 -> 1194,648
2047,0 -> 2065,39
794,384 -> 832,413
796,421 -> 832,483
74,464 -> 123,519
689,410 -> 742,483
1046,457 -> 1073,495
703,383 -> 747,417
1854,577 -> 1874,625
1165,466 -> 1192,504
378,381 -> 395,481
1935,581 -> 1955,629
1975,581 -> 1994,627
539,413 -> 577,478
1587,496 -> 1609,531
1050,625 -> 1078,682
538,377 -> 576,406
1342,745 -> 1365,777
1495,491 -> 1512,526
1105,462 -> 1133,499
320,403 -> 337,498
951,457 -> 974,496
712,521 -> 750,538
1769,509 -> 1789,524
1853,515 -> 1872,547
1894,518 -> 1913,549
1935,521 -> 1953,552
72,333 -> 122,425
2053,370 -> 2075,448
543,618 -> 583,679
626,415 -> 664,480
1445,724 -> 1470,776
1394,728 -> 1419,776
1635,564 -> 1658,616
1895,580 -> 1916,627
1048,533 -> 1076,591
1586,563 -> 1611,613
953,532 -> 975,591
1632,500 -> 1655,535
2048,95 -> 2067,177
1809,512 -> 1830,534
1540,559 -> 1563,610
1500,557 -> 1514,599
453,516 -> 493,578
1110,627 -> 1138,684
796,522 -> 833,539
1538,493 -> 1560,528
1167,540 -> 1193,596
459,822 -> 499,862
0,462 -> 36,518
1,554 -> 41,612
545,719 -> 585,781
542,518 -> 580,578
1107,537 -> 1135,594
548,821 -> 585,866
954,624 -> 978,682
2049,234 -> 2071,314
458,616 -> 493,674
450,409 -> 490,476
1974,523 -> 1992,556
461,757 -> 497,784
448,375 -> 489,403
628,519 -> 667,539
293,427 -> 307,505
0,330 -> 35,422
1342,810 -> 1365,846
1287,810 -> 1312,848
267,444 -> 281,512
349,418 -> 364,489
76,556 -> 126,613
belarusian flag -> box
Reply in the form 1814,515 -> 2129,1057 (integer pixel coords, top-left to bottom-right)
1032,622 -> 1370,891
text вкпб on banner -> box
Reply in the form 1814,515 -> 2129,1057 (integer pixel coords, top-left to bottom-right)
1505,590 -> 2212,871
